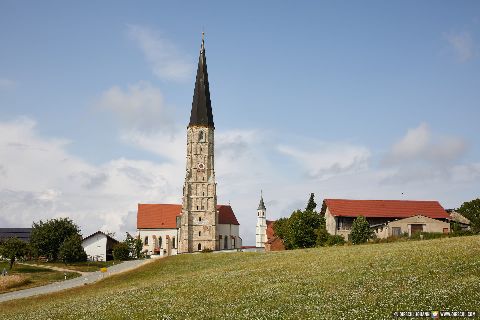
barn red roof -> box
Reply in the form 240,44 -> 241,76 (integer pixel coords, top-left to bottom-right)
137,203 -> 240,229
324,199 -> 449,219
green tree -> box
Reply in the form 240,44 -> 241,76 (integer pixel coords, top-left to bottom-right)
30,218 -> 81,261
457,198 -> 480,233
288,209 -> 322,249
0,237 -> 28,269
315,227 -> 330,247
125,233 -> 143,259
350,216 -> 373,244
305,193 -> 317,212
58,234 -> 87,264
112,242 -> 130,261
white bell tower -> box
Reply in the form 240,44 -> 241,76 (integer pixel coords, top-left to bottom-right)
255,191 -> 267,248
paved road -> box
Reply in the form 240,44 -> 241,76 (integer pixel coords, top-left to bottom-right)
0,259 -> 155,303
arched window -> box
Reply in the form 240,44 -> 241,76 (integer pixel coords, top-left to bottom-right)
144,236 -> 149,245
172,237 -> 176,249
158,236 -> 162,248
199,231 -> 201,236
199,217 -> 202,222
198,243 -> 202,251
224,236 -> 228,249
198,131 -> 204,141
232,237 -> 236,248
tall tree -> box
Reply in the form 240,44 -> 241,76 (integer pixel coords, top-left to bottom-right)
305,193 -> 317,212
288,209 -> 322,249
457,198 -> 480,233
0,237 -> 28,269
350,216 -> 373,244
30,218 -> 81,261
125,233 -> 143,259
59,234 -> 87,264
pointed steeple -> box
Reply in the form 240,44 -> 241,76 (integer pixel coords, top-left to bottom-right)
189,32 -> 214,128
258,190 -> 266,211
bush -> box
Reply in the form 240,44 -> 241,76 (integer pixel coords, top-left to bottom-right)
315,228 -> 330,247
410,232 -> 447,240
350,216 -> 374,244
449,230 -> 474,237
112,242 -> 130,261
325,235 -> 345,246
59,235 -> 87,264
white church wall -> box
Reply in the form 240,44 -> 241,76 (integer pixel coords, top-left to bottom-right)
217,224 -> 240,250
82,234 -> 107,261
137,229 -> 179,256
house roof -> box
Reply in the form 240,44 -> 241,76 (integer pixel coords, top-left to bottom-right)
324,199 -> 450,219
449,211 -> 471,225
0,228 -> 32,242
82,231 -> 119,244
137,203 -> 240,229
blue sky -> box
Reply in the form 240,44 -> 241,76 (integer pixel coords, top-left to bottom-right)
1,1 -> 479,244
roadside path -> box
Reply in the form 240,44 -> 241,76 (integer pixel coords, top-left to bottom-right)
0,259 -> 156,303
18,262 -> 89,275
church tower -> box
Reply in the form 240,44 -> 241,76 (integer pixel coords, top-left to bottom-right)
256,192 -> 267,248
179,33 -> 218,253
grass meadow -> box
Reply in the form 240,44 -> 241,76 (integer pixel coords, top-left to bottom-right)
0,262 -> 79,294
1,236 -> 479,320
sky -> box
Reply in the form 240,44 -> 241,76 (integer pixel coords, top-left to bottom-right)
0,1 -> 479,245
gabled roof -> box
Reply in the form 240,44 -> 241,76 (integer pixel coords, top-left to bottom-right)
0,228 -> 32,242
217,205 -> 240,225
137,203 -> 240,229
189,33 -> 214,128
82,231 -> 119,244
324,199 -> 450,219
449,211 -> 471,225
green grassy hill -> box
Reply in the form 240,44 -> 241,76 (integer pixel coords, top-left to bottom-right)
2,236 -> 480,320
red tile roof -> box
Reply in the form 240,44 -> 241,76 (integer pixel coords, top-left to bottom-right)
137,203 -> 240,229
217,205 -> 240,225
324,199 -> 449,219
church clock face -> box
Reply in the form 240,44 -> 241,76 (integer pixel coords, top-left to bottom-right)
197,162 -> 205,171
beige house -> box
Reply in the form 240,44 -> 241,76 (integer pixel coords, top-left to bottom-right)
323,199 -> 451,240
372,215 -> 450,238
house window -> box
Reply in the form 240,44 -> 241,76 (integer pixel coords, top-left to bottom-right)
158,236 -> 162,248
172,237 -> 176,249
144,236 -> 149,245
392,227 -> 401,237
232,237 -> 235,248
199,231 -> 201,236
443,228 -> 449,234
198,243 -> 202,251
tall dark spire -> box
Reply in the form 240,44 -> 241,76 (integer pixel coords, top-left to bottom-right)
258,190 -> 266,211
189,32 -> 214,128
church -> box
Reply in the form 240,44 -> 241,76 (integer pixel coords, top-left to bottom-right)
137,34 -> 242,255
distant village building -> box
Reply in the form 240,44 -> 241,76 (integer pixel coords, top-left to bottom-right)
0,228 -> 32,242
447,210 -> 471,231
137,34 -> 241,254
323,199 -> 451,240
81,231 -> 119,261
254,194 -> 285,251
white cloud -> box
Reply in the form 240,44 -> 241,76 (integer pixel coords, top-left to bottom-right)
95,81 -> 175,132
277,142 -> 371,180
444,31 -> 475,62
127,25 -> 193,81
386,122 -> 467,165
0,78 -> 16,90
0,118 -> 183,239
